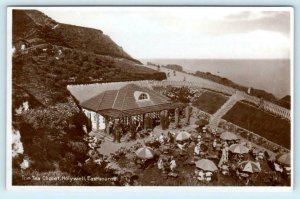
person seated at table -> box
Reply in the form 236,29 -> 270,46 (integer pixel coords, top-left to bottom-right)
194,143 -> 201,156
169,156 -> 177,172
237,154 -> 244,160
274,162 -> 283,173
257,151 -> 265,160
157,157 -> 164,171
197,135 -> 202,143
284,167 -> 291,176
162,157 -> 170,173
205,171 -> 213,182
211,129 -> 217,137
197,169 -> 205,181
159,133 -> 166,144
239,172 -> 250,179
177,142 -> 187,151
254,151 -> 263,161
221,164 -> 229,175
213,139 -> 217,150
246,142 -> 253,150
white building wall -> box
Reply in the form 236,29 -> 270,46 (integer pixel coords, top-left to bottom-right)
82,109 -> 106,130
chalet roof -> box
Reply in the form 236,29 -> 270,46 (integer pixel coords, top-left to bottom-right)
67,81 -> 152,103
80,83 -> 171,113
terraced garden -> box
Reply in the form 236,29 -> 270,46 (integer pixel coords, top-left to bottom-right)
222,102 -> 290,149
192,90 -> 228,114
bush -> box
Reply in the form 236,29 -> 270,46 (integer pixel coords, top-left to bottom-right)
165,86 -> 196,103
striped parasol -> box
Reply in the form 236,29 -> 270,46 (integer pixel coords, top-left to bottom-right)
229,144 -> 249,154
175,130 -> 191,141
195,159 -> 218,172
220,131 -> 238,141
276,153 -> 291,166
135,146 -> 155,159
238,161 -> 261,173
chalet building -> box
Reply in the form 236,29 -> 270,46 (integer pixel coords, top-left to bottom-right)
68,82 -> 184,132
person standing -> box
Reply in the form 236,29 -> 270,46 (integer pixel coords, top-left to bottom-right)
130,119 -> 136,140
160,111 -> 166,130
112,120 -> 119,143
185,103 -> 193,126
174,108 -> 180,128
165,110 -> 170,129
116,121 -> 123,143
108,120 -> 114,135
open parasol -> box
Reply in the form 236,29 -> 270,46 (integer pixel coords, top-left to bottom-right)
135,146 -> 155,159
195,159 -> 218,172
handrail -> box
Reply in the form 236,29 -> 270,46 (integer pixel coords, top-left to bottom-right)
149,80 -> 290,120
67,79 -> 290,120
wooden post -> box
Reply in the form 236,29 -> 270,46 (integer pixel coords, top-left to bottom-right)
96,113 -> 99,130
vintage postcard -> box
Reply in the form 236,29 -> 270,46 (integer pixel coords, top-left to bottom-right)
7,7 -> 293,190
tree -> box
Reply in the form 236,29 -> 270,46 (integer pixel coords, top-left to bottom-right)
166,86 -> 196,103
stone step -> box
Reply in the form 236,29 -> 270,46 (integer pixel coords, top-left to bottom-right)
209,94 -> 241,127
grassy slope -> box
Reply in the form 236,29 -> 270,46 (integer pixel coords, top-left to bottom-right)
222,102 -> 290,149
13,9 -> 140,63
192,90 -> 228,114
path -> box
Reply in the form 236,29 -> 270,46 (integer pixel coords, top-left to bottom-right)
91,116 -> 198,156
209,91 -> 244,127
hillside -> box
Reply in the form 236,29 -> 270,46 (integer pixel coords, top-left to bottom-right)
13,9 -> 140,63
193,71 -> 278,102
11,9 -> 166,185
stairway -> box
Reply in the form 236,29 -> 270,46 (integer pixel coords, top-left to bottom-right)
209,92 -> 244,127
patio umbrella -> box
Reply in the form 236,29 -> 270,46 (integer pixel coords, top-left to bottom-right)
276,153 -> 291,166
229,144 -> 249,154
220,131 -> 238,141
175,130 -> 191,141
135,146 -> 155,159
195,159 -> 218,172
238,161 -> 261,173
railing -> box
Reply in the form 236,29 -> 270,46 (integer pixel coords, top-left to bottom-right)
149,80 -> 236,96
218,119 -> 290,153
263,101 -> 290,119
149,80 -> 290,120
196,109 -> 289,152
67,79 -> 290,120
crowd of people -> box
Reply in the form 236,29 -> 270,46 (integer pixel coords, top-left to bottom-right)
127,123 -> 291,186
85,106 -> 290,186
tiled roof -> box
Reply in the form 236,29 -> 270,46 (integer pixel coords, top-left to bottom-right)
67,80 -> 152,103
80,83 -> 171,112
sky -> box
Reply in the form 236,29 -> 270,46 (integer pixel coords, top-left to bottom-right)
38,7 -> 292,59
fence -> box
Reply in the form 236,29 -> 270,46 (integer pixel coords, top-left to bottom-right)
67,79 -> 290,120
149,80 -> 290,120
195,109 -> 289,152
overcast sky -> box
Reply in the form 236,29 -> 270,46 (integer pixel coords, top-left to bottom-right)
38,7 -> 291,59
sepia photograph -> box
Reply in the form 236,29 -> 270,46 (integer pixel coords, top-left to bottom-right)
7,6 -> 293,189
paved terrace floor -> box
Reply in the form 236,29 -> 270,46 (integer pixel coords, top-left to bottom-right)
90,114 -> 275,159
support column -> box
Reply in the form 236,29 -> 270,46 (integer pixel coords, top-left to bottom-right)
96,113 -> 99,130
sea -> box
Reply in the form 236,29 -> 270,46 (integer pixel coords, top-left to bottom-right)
141,59 -> 291,99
